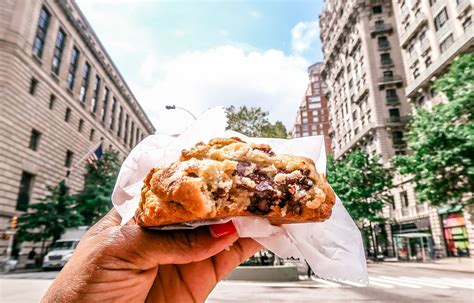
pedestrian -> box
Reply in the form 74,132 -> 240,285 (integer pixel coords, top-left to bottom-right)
28,247 -> 36,261
43,209 -> 261,302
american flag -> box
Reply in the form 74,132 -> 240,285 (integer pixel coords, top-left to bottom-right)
86,144 -> 103,167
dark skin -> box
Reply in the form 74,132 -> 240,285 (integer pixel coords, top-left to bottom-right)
42,209 -> 262,302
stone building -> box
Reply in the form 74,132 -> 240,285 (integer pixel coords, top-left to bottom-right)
319,0 -> 473,259
390,0 -> 473,258
290,62 -> 332,154
0,0 -> 155,252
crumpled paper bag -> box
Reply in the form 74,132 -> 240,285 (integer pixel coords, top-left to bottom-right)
112,106 -> 368,283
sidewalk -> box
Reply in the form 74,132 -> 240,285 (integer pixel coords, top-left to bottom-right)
381,257 -> 474,273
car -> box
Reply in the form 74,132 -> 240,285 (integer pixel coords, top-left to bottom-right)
42,239 -> 79,270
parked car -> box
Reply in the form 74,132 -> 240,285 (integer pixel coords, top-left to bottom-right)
42,227 -> 88,270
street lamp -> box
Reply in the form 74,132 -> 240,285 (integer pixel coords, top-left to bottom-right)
165,105 -> 197,120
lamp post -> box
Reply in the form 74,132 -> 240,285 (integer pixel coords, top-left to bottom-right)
165,105 -> 197,120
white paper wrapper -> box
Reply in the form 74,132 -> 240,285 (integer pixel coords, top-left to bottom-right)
112,106 -> 368,283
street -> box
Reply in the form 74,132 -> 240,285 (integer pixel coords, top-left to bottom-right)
1,264 -> 472,302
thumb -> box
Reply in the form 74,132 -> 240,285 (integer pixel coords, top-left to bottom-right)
96,224 -> 239,270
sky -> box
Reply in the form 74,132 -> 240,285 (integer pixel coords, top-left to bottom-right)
76,0 -> 325,134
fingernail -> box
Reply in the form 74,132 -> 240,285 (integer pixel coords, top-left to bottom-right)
209,221 -> 236,238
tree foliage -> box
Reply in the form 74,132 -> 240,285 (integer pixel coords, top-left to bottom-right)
74,150 -> 121,226
327,150 -> 393,224
393,53 -> 474,206
226,105 -> 288,138
17,181 -> 83,244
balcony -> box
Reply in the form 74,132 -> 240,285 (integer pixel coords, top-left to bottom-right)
456,0 -> 471,17
392,138 -> 407,146
378,75 -> 403,87
400,13 -> 427,47
370,23 -> 393,37
385,116 -> 410,125
386,95 -> 399,105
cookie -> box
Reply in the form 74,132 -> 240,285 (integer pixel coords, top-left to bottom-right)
135,137 -> 336,226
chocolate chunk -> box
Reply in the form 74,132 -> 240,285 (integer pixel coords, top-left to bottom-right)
187,172 -> 198,178
299,177 -> 314,190
292,204 -> 302,215
212,187 -> 227,200
257,200 -> 271,212
256,180 -> 273,192
253,144 -> 276,156
236,161 -> 251,176
303,169 -> 311,176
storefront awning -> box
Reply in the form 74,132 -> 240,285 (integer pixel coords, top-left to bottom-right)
437,204 -> 463,215
393,232 -> 431,238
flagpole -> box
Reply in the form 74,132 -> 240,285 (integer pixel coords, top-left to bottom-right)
65,140 -> 103,186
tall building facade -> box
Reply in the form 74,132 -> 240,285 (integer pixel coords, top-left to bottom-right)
392,0 -> 473,108
390,0 -> 474,258
0,0 -> 155,251
290,62 -> 332,154
320,0 -> 473,259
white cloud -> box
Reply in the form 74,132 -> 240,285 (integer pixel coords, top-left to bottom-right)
133,45 -> 308,134
291,21 -> 319,54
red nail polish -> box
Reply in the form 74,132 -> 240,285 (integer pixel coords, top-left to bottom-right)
209,221 -> 236,238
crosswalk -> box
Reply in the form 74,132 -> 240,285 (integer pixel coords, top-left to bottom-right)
310,276 -> 474,289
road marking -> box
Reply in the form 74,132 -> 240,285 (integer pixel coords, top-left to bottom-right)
440,278 -> 474,287
368,279 -> 395,288
370,277 -> 421,288
219,281 -> 327,288
419,277 -> 474,289
395,276 -> 450,289
337,280 -> 367,287
311,277 -> 342,287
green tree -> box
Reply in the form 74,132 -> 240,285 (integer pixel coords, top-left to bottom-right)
74,150 -> 121,226
393,53 -> 474,207
17,181 -> 83,254
225,105 -> 288,138
327,150 -> 393,225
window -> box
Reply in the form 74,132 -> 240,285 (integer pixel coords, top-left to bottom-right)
413,67 -> 420,79
408,44 -> 415,57
378,36 -> 389,48
425,56 -> 432,67
400,191 -> 409,208
67,47 -> 80,90
463,17 -> 472,31
375,20 -> 385,29
392,131 -> 405,145
65,150 -> 74,168
434,8 -> 449,31
65,107 -> 71,122
419,30 -> 427,43
308,102 -> 321,109
309,96 -> 320,102
49,94 -> 56,110
302,117 -> 308,123
117,106 -> 123,137
381,53 -> 392,65
32,7 -> 50,58
109,97 -> 117,129
79,62 -> 91,102
130,122 -> 135,147
78,119 -> 84,132
91,75 -> 101,113
29,129 -> 41,151
429,0 -> 437,6
29,77 -> 38,95
389,108 -> 400,121
352,111 -> 358,121
136,129 -> 140,145
383,70 -> 394,81
51,28 -> 66,74
16,171 -> 34,211
100,87 -> 109,122
440,34 -> 454,53
372,5 -> 382,14
348,78 -> 353,87
124,114 -> 130,144
302,111 -> 308,117
89,129 -> 95,141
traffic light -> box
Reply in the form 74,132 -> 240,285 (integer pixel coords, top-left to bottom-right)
10,216 -> 18,230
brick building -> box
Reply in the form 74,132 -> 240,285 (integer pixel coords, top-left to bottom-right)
0,0 -> 155,251
290,62 -> 332,154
